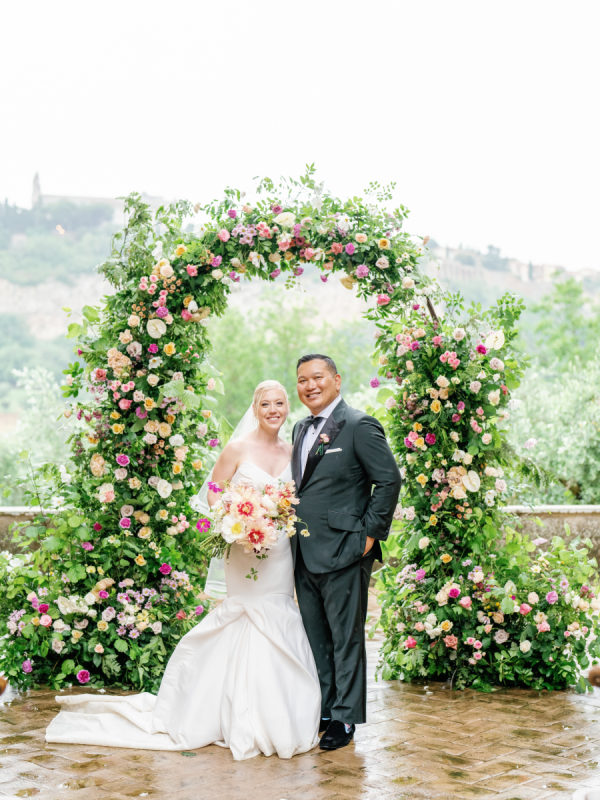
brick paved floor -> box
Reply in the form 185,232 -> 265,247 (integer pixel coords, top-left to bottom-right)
3,633 -> 600,800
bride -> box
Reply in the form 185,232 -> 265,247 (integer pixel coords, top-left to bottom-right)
45,380 -> 321,760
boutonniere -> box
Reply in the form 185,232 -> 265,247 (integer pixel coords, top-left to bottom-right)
316,433 -> 330,456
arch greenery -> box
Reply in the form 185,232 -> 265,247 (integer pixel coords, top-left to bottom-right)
2,168 -> 599,693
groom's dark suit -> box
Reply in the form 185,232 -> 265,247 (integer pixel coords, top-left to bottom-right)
292,398 -> 400,724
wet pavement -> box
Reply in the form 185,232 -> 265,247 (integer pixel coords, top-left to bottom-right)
3,634 -> 600,800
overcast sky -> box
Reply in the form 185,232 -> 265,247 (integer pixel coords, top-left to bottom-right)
2,1 -> 599,270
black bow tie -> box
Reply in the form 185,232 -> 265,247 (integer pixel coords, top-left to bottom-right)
309,416 -> 324,429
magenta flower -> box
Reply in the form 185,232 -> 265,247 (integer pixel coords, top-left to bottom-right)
294,267 -> 304,276
81,542 -> 94,551
148,343 -> 159,354
38,603 -> 49,613
159,563 -> 172,575
404,437 -> 414,449
93,522 -> 102,532
156,306 -> 169,319
208,438 -> 219,448
432,335 -> 443,346
269,269 -> 281,279
208,481 -> 223,493
195,605 -> 204,616
412,304 -> 420,311
320,275 -> 328,283
448,587 -> 461,599
98,590 -> 109,599
452,414 -> 461,423
404,636 -> 417,649
116,454 -> 130,467
119,517 -> 131,529
76,669 -> 90,684
410,341 -> 420,351
22,659 -> 33,674
457,401 -> 465,412
136,407 -> 148,419
271,204 -> 282,213
211,255 -> 223,268
415,569 -> 426,582
227,209 -> 237,219
355,264 -> 369,278
425,433 -> 436,445
476,344 -> 487,354
370,378 -> 380,388
546,591 -> 559,605
196,518 -> 211,533
344,243 -> 355,255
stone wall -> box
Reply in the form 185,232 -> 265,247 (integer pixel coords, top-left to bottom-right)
3,505 -> 600,561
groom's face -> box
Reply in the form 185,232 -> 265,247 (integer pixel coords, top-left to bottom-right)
296,359 -> 341,415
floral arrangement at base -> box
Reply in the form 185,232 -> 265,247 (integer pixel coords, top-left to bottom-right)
372,294 -> 600,691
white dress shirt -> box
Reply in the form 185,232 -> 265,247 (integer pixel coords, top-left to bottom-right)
300,395 -> 342,475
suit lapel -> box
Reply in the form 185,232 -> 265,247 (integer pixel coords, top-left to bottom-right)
300,401 -> 347,490
291,418 -> 310,489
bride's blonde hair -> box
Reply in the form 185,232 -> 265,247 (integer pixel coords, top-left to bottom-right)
252,380 -> 289,416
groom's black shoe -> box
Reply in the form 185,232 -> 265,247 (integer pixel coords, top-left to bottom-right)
319,717 -> 331,734
319,720 -> 355,750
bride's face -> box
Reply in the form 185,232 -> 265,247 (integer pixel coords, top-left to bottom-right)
254,389 -> 288,433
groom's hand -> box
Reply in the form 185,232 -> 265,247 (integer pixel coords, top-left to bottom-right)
362,536 -> 375,556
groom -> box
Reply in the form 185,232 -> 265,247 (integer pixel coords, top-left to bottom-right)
292,354 -> 401,751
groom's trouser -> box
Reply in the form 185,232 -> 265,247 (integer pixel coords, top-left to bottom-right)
294,546 -> 375,725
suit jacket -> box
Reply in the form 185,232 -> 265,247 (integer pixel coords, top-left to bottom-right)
291,398 -> 401,574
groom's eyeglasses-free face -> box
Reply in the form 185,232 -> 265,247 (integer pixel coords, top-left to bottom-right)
296,361 -> 341,414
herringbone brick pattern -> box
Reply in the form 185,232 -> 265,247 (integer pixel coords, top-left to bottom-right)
2,634 -> 600,799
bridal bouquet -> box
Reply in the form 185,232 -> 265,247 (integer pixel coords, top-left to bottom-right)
199,480 -> 306,561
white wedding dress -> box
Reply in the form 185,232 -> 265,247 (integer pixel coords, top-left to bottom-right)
45,461 -> 320,760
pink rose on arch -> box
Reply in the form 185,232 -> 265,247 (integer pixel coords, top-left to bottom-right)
98,590 -> 109,599
404,636 -> 417,649
537,621 -> 551,633
370,378 -> 380,388
377,294 -> 391,306
459,596 -> 472,609
38,603 -> 49,613
519,603 -> 532,615
355,264 -> 369,278
344,243 -> 355,255
22,659 -> 33,674
186,264 -> 198,277
444,635 -> 458,650
195,605 -> 204,616
211,256 -> 222,268
40,614 -> 52,627
432,336 -> 443,347
208,438 -> 219,448
116,454 -> 130,467
176,609 -> 187,620
452,414 -> 461,423
476,344 -> 487,354
159,563 -> 172,575
270,268 -> 281,279
546,591 -> 559,605
118,398 -> 132,411
156,306 -> 169,319
448,587 -> 461,599
181,309 -> 192,321
119,517 -> 131,529
81,542 -> 94,551
425,433 -> 436,445
227,209 -> 237,219
76,669 -> 90,684
456,402 -> 465,412
94,368 -> 107,382
218,229 -> 230,242
415,568 -> 426,582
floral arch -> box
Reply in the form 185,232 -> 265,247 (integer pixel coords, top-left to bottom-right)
2,169 -> 599,693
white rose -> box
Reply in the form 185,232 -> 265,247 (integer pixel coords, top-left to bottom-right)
484,466 -> 499,477
376,256 -> 390,269
527,592 -> 539,604
196,423 -> 208,438
488,389 -> 501,406
450,431 -> 459,442
147,374 -> 160,387
436,376 -> 450,388
495,479 -> 507,493
453,328 -> 466,341
469,381 -> 482,394
385,396 -> 397,409
482,433 -> 492,445
490,357 -> 504,371
211,269 -> 223,280
591,598 -> 600,612
472,570 -> 484,584
485,329 -> 505,350
156,479 -> 173,499
519,640 -> 531,654
151,621 -> 163,634
143,433 -> 157,445
274,212 -> 296,228
452,485 -> 467,500
128,314 -> 140,328
462,470 -> 481,492
160,263 -> 174,278
402,277 -> 415,289
147,319 -> 167,339
418,536 -> 430,549
484,490 -> 496,506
